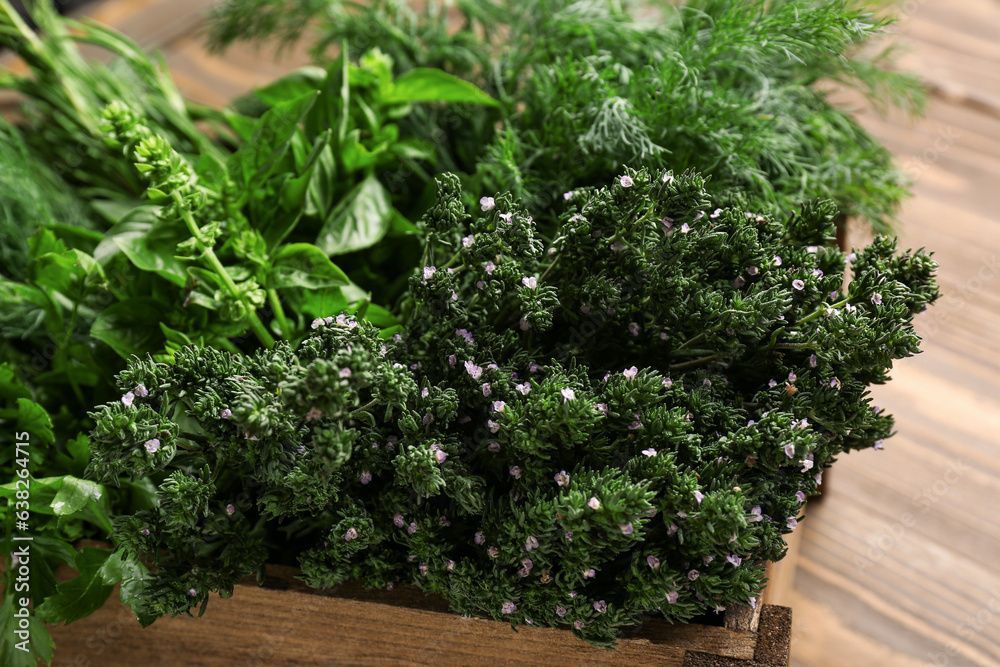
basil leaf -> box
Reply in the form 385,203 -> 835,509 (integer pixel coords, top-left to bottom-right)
385,68 -> 500,107
90,298 -> 168,360
267,243 -> 350,290
315,174 -> 392,255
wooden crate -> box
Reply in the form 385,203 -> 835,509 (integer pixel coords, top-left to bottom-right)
48,563 -> 791,666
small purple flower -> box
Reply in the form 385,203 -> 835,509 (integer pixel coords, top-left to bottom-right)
485,261 -> 496,275
594,600 -> 608,613
564,191 -> 574,200
583,568 -> 596,579
801,453 -> 815,472
435,449 -> 448,464
407,522 -> 419,534
628,322 -> 640,336
487,441 -> 501,453
509,466 -> 521,480
422,413 -> 434,425
501,601 -> 516,614
687,569 -> 699,581
311,318 -> 323,329
788,372 -> 797,382
727,554 -> 742,567
666,591 -> 679,604
710,208 -> 723,219
812,268 -> 824,278
647,555 -> 660,569
221,408 -> 232,419
773,255 -> 783,266
611,240 -> 625,252
134,384 -> 148,398
144,438 -> 160,454
188,589 -> 197,597
515,382 -> 531,395
733,276 -> 746,289
623,366 -> 638,380
846,252 -> 857,263
556,605 -> 568,617
462,235 -> 475,248
446,560 -> 456,571
521,276 -> 537,289
529,362 -> 541,374
499,212 -> 513,223
748,507 -> 763,523
748,265 -> 760,276
142,528 -> 150,536
680,222 -> 691,233
226,504 -> 235,516
787,517 -> 799,530
872,293 -> 883,306
693,490 -> 705,505
360,471 -> 372,485
488,546 -> 499,558
574,620 -> 585,630
493,400 -> 506,412
481,383 -> 492,397
476,280 -> 485,290
474,531 -> 485,545
693,211 -> 705,221
525,536 -> 539,551
595,403 -> 608,414
480,196 -> 495,211
704,555 -> 715,565
554,470 -> 570,487
339,367 -> 352,379
620,523 -> 634,535
345,528 -> 358,541
784,443 -> 796,459
642,447 -> 657,457
628,415 -> 643,430
809,354 -> 818,368
419,564 -> 429,576
792,279 -> 805,291
121,392 -> 135,408
465,360 -> 483,380
422,387 -> 430,398
423,266 -> 437,282
874,439 -> 885,450
488,420 -> 500,433
448,354 -> 457,366
667,523 -> 678,536
796,491 -> 807,503
565,531 -> 574,541
587,497 -> 601,510
561,388 -> 576,402
620,175 -> 634,187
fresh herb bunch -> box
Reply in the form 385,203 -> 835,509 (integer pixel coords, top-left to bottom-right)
86,169 -> 938,646
207,0 -> 925,233
0,0 -> 225,200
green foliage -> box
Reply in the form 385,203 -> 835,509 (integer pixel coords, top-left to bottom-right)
86,171 -> 938,645
207,0 -> 924,234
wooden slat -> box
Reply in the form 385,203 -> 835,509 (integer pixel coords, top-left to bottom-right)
46,563 -> 787,666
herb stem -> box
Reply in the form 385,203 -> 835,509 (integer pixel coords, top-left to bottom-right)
268,289 -> 290,339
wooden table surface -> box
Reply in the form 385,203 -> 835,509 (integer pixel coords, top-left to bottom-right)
12,0 -> 1000,665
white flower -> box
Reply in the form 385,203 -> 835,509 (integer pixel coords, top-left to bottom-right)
521,276 -> 537,289
423,266 -> 437,281
623,366 -> 638,380
462,235 -> 475,248
561,388 -> 576,402
480,196 -> 495,211
620,175 -> 634,187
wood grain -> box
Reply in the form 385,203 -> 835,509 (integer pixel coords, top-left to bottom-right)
47,562 -> 789,666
